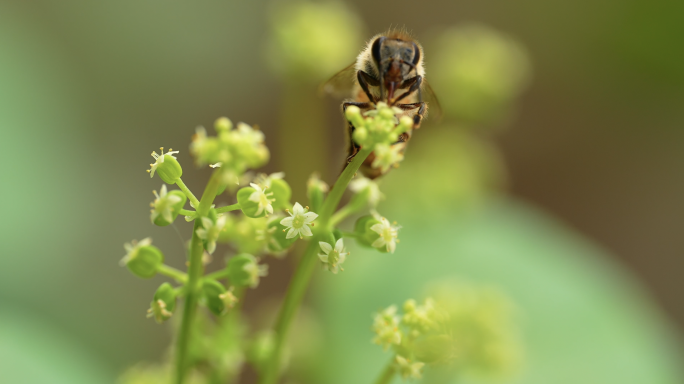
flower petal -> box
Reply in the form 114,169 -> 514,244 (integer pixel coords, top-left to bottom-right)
280,217 -> 293,227
286,228 -> 297,239
292,202 -> 304,215
371,237 -> 385,249
370,223 -> 384,235
299,225 -> 313,237
303,212 -> 318,223
319,241 -> 332,254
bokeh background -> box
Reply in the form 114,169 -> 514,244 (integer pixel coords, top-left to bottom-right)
1,1 -> 683,383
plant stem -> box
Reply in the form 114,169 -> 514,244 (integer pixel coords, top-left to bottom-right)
373,357 -> 396,384
157,264 -> 188,283
203,269 -> 230,282
176,178 -> 200,208
175,170 -> 223,384
179,209 -> 196,217
258,147 -> 372,384
215,203 -> 241,213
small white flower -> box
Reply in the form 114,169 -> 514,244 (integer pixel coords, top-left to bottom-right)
244,259 -> 269,288
254,172 -> 285,188
372,305 -> 402,350
120,237 -> 152,266
148,147 -> 179,178
395,355 -> 425,380
349,176 -> 383,206
150,185 -> 183,223
370,215 -> 400,253
372,143 -> 405,173
307,173 -> 329,194
219,287 -> 239,313
280,202 -> 318,239
210,162 -> 222,168
195,215 -> 227,254
249,183 -> 275,216
318,238 -> 348,274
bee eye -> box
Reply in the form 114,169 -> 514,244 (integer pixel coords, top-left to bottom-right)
371,37 -> 384,65
412,43 -> 420,65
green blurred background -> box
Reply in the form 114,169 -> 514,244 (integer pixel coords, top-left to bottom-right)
1,1 -> 683,383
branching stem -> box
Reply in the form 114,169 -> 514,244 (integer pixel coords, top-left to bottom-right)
258,147 -> 372,384
175,170 -> 223,384
176,178 -> 200,208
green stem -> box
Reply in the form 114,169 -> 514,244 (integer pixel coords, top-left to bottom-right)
329,203 -> 355,228
340,230 -> 360,239
175,170 -> 224,384
215,203 -> 241,213
176,178 -> 200,208
203,269 -> 230,282
373,357 -> 396,384
258,147 -> 372,384
179,209 -> 196,217
157,264 -> 188,283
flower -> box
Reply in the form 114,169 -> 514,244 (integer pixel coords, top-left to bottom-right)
120,237 -> 153,266
150,185 -> 183,223
147,147 -> 179,178
372,305 -> 402,350
318,238 -> 348,274
370,214 -> 401,253
243,259 -> 269,288
349,176 -> 383,206
254,172 -> 285,188
395,356 -> 425,380
147,299 -> 173,323
219,287 -> 239,311
196,215 -> 227,254
371,142 -> 405,173
280,202 -> 318,239
248,183 -> 275,216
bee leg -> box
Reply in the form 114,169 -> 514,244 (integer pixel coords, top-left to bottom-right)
342,101 -> 373,112
396,102 -> 427,128
393,76 -> 422,104
357,71 -> 380,103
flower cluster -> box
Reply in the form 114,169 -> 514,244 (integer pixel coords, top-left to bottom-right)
371,284 -> 523,380
345,102 -> 414,172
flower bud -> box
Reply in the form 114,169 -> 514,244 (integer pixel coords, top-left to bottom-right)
215,117 -> 233,133
269,178 -> 292,210
306,173 -> 329,212
348,176 -> 383,209
353,215 -> 381,248
237,184 -> 274,218
202,279 -> 227,316
260,218 -> 296,255
147,282 -> 176,323
345,106 -> 365,128
227,254 -> 268,288
148,147 -> 183,184
120,238 -> 164,279
151,186 -> 187,226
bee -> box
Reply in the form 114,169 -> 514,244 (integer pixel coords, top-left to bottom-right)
323,29 -> 440,178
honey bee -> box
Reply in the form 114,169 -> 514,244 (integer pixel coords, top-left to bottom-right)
323,29 -> 440,178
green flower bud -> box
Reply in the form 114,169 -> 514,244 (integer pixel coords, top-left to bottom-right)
147,282 -> 176,323
202,279 -> 227,316
120,238 -> 164,279
353,215 -> 381,248
306,173 -> 329,212
227,254 -> 268,289
147,147 -> 183,184
248,330 -> 276,372
237,184 -> 274,218
220,216 -> 267,254
269,178 -> 291,210
151,186 -> 187,226
215,117 -> 233,133
259,218 -> 296,255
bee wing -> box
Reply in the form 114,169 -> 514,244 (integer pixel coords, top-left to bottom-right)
319,62 -> 357,98
421,79 -> 443,122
